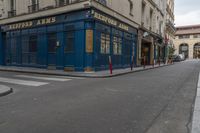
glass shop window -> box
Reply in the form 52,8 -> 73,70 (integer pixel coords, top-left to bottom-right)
100,33 -> 110,54
29,35 -> 37,52
113,36 -> 122,55
65,31 -> 75,52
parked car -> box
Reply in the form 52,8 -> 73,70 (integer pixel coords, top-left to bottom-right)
178,54 -> 185,61
172,55 -> 182,62
172,54 -> 186,62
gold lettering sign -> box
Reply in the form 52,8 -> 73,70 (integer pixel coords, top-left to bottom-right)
94,12 -> 117,26
93,11 -> 129,31
118,23 -> 129,31
7,17 -> 56,30
86,30 -> 94,53
36,17 -> 56,26
8,21 -> 33,30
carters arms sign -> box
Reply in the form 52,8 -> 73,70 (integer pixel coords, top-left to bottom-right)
2,17 -> 56,31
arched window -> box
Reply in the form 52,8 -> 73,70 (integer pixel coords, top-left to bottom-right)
193,43 -> 200,59
179,43 -> 189,58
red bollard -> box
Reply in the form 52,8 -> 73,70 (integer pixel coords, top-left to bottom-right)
109,56 -> 112,74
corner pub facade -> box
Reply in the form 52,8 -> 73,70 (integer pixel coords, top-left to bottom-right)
0,0 -> 138,72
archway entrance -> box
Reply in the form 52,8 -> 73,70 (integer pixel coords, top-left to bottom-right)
193,43 -> 200,59
179,43 -> 189,58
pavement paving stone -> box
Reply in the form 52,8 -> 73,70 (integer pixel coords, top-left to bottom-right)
192,73 -> 200,133
192,110 -> 200,133
197,88 -> 200,97
194,96 -> 200,111
198,76 -> 200,88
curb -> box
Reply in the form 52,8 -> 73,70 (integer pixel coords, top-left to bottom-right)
0,64 -> 173,78
0,85 -> 13,97
191,73 -> 200,133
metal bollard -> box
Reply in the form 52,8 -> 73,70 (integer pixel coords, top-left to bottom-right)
153,59 -> 155,68
131,56 -> 134,71
109,56 -> 112,74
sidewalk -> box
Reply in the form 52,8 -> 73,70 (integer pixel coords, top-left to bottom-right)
0,63 -> 172,78
0,85 -> 13,97
191,72 -> 200,133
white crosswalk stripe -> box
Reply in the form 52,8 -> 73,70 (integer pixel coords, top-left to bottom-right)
15,75 -> 72,82
0,77 -> 48,87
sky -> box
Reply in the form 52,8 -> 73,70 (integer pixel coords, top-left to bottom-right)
175,0 -> 200,26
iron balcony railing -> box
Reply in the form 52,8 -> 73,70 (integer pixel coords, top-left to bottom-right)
55,0 -> 106,7
28,4 -> 39,13
166,19 -> 176,32
55,0 -> 85,7
8,10 -> 16,17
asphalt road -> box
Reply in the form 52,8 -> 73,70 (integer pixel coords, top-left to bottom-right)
0,60 -> 200,133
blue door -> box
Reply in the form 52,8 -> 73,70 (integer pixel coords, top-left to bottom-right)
64,31 -> 75,68
47,33 -> 57,67
10,37 -> 18,64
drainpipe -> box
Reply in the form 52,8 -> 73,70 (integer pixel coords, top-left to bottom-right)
0,28 -> 4,65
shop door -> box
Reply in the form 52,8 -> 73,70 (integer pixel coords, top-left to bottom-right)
47,33 -> 57,68
124,39 -> 132,66
142,43 -> 151,65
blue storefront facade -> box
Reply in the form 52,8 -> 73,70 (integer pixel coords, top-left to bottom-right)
0,9 -> 138,71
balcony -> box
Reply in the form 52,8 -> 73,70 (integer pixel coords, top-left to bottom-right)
8,10 -> 16,17
28,4 -> 39,13
55,0 -> 106,7
166,19 -> 176,32
55,0 -> 87,7
95,0 -> 107,6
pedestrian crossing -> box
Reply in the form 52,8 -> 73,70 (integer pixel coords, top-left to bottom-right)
15,75 -> 72,82
0,74 -> 80,87
0,77 -> 48,87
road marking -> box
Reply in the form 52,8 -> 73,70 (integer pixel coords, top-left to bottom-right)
191,72 -> 200,133
55,76 -> 85,80
0,77 -> 48,86
15,75 -> 72,82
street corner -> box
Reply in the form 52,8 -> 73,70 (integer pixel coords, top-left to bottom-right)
0,85 -> 13,97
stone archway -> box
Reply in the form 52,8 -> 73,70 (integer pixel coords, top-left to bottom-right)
193,43 -> 200,59
179,43 -> 189,58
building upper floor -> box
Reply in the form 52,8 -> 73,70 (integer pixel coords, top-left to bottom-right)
0,0 -> 171,37
165,0 -> 175,35
175,25 -> 200,40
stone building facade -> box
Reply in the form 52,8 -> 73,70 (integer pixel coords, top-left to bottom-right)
165,0 -> 175,57
0,0 -> 173,71
137,0 -> 170,65
174,25 -> 200,59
